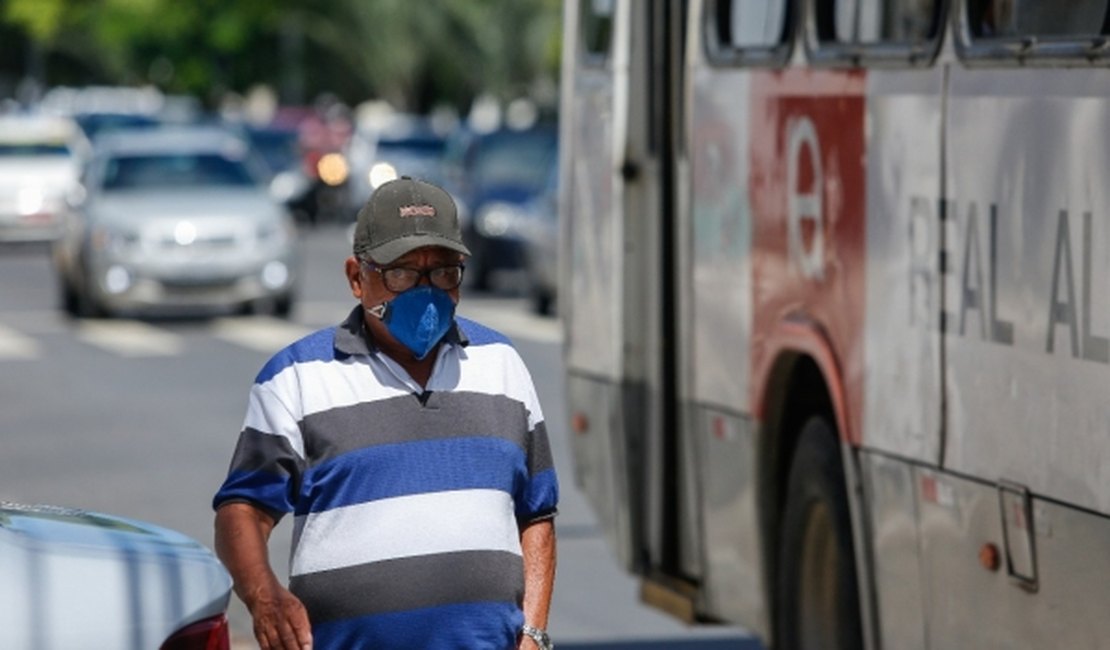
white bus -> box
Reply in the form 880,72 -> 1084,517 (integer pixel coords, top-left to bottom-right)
558,1 -> 1110,648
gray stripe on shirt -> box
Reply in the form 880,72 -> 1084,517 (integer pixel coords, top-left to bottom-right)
290,549 -> 524,624
300,391 -> 534,467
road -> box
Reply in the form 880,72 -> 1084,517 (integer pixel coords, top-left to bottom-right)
0,226 -> 759,649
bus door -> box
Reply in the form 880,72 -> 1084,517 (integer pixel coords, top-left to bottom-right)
561,0 -> 688,581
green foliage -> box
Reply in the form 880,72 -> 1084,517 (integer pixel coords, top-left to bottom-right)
0,0 -> 562,111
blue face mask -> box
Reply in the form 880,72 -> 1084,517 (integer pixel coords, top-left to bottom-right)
368,286 -> 457,360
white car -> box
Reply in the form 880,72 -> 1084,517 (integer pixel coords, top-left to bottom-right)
0,115 -> 88,243
0,502 -> 232,649
53,126 -> 299,318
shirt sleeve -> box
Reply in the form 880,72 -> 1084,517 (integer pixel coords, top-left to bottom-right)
212,383 -> 305,522
512,355 -> 559,523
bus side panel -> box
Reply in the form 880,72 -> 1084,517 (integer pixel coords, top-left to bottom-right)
918,464 -> 1110,647
862,69 -> 944,464
944,69 -> 1110,518
748,70 -> 867,445
690,408 -> 766,635
686,39 -> 754,414
682,20 -> 764,631
861,452 -> 929,650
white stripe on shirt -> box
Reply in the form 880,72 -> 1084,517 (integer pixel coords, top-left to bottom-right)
290,488 -> 522,577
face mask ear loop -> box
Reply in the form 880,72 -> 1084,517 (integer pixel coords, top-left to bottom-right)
366,302 -> 388,320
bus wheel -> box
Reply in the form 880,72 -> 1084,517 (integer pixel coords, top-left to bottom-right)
775,417 -> 863,650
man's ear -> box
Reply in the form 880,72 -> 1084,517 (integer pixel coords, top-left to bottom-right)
345,257 -> 363,299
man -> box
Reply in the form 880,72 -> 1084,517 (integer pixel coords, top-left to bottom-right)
213,177 -> 558,650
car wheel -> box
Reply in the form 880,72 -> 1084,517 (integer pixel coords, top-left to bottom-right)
76,284 -> 106,319
59,277 -> 80,318
775,416 -> 863,650
532,287 -> 554,316
272,293 -> 295,319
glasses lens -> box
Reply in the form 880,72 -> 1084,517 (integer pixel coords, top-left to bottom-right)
382,268 -> 419,292
431,265 -> 464,290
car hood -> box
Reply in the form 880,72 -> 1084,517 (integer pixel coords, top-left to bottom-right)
0,502 -> 232,649
87,188 -> 285,239
0,158 -> 79,192
468,183 -> 542,209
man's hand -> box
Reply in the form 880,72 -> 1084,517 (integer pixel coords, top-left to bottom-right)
245,578 -> 313,650
214,503 -> 312,649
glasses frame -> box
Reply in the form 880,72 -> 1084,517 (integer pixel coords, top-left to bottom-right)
360,258 -> 467,293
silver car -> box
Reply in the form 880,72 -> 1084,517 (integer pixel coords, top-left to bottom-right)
0,502 -> 232,649
53,126 -> 298,318
0,115 -> 88,243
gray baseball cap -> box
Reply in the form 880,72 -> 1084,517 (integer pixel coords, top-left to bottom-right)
352,177 -> 471,264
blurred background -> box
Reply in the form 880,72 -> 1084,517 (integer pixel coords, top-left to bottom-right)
0,1 -> 754,648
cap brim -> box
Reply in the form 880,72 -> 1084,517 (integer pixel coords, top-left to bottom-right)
366,235 -> 472,265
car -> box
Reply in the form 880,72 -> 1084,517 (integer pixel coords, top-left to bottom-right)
0,501 -> 232,649
344,113 -> 451,216
52,126 -> 299,318
516,161 -> 559,315
0,115 -> 89,243
447,124 -> 558,291
236,122 -> 314,224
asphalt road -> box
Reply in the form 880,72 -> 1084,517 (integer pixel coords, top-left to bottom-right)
0,226 -> 759,649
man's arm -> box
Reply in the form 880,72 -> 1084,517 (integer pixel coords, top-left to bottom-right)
519,518 -> 557,649
214,503 -> 313,650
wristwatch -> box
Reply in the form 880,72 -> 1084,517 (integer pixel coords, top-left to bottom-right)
522,624 -> 554,650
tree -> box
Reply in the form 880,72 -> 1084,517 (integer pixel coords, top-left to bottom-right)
0,0 -> 562,113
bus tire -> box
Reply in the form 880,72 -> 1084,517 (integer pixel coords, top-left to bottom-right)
775,416 -> 863,650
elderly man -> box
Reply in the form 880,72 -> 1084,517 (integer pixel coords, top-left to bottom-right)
213,177 -> 558,650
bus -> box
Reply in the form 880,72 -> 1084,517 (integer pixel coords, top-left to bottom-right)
558,1 -> 1110,648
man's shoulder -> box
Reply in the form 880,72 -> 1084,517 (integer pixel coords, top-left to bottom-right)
456,316 -> 515,349
254,325 -> 339,385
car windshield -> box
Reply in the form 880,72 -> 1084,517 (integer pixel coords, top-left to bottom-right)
101,153 -> 258,190
247,129 -> 300,175
0,143 -> 71,157
470,131 -> 556,190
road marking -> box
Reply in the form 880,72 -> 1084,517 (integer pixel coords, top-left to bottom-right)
211,317 -> 314,354
458,305 -> 562,344
0,324 -> 40,360
76,320 -> 185,357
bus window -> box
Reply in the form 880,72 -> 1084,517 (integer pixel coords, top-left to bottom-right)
704,0 -> 792,65
808,0 -> 942,65
823,0 -> 940,45
966,0 -> 1107,40
581,0 -> 615,62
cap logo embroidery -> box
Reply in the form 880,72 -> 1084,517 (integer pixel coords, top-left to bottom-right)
399,204 -> 436,218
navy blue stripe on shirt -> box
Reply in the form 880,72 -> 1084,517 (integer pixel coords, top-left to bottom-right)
516,467 -> 559,521
254,327 -> 337,385
311,601 -> 522,650
213,469 -> 294,517
457,317 -> 512,347
296,436 -> 526,516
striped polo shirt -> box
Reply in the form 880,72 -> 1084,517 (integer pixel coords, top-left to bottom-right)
213,306 -> 559,649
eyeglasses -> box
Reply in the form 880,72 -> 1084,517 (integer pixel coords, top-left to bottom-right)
360,259 -> 466,292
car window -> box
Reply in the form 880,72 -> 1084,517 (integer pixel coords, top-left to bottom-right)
470,131 -> 557,191
101,153 -> 259,190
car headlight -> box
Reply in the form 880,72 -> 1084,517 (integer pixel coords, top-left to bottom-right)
369,162 -> 397,189
475,202 -> 522,238
90,226 -> 139,253
17,187 -> 45,216
317,153 -> 349,186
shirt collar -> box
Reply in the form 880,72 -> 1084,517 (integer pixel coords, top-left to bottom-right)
334,303 -> 469,358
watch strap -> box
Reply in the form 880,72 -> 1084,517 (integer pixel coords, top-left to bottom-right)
522,623 -> 554,650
